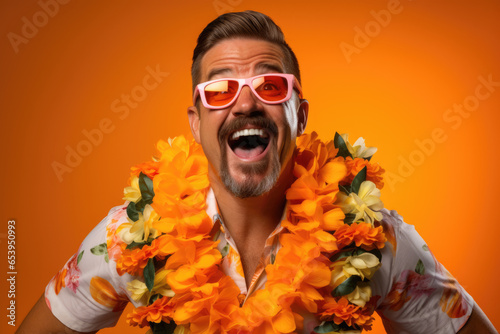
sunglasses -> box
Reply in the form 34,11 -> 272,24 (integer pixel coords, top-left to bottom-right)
193,73 -> 303,110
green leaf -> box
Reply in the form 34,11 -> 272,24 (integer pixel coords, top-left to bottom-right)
334,132 -> 353,159
350,166 -> 367,194
149,320 -> 176,334
220,244 -> 229,258
127,201 -> 139,221
330,247 -> 381,264
135,198 -> 146,212
332,275 -> 362,297
343,213 -> 356,225
90,243 -> 107,256
330,248 -> 357,262
422,244 -> 430,252
314,321 -> 341,333
144,258 -> 155,292
104,254 -> 109,263
339,184 -> 351,194
270,253 -> 276,265
415,259 -> 425,275
149,294 -> 161,304
126,241 -> 147,250
367,248 -> 383,262
77,250 -> 84,264
139,172 -> 155,204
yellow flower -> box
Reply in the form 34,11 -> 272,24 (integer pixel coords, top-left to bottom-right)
337,181 -> 383,225
119,205 -> 160,244
128,279 -> 149,302
344,252 -> 380,280
123,175 -> 141,202
341,134 -> 377,159
118,222 -> 142,245
331,252 -> 380,289
127,269 -> 174,304
346,282 -> 372,307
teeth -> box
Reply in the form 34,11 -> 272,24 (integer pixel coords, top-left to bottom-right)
231,129 -> 266,140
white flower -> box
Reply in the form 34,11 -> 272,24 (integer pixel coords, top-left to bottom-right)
341,134 -> 377,159
337,181 -> 383,225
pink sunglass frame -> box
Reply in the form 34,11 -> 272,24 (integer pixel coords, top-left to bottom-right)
193,73 -> 303,110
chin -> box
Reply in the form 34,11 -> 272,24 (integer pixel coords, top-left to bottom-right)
220,150 -> 281,198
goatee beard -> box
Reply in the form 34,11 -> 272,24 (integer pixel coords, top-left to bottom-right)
218,116 -> 280,198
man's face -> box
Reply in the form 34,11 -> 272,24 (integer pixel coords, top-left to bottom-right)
188,38 -> 307,198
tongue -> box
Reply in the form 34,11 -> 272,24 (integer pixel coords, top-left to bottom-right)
234,146 -> 265,159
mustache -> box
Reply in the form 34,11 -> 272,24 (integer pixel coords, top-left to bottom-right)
218,116 -> 279,143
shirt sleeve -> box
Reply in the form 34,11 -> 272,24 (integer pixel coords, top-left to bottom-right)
372,209 -> 475,334
44,204 -> 136,332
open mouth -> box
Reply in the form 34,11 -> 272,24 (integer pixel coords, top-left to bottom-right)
228,128 -> 270,160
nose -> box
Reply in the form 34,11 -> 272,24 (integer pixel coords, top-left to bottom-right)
230,85 -> 262,116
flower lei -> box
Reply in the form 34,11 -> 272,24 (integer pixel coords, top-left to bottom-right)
114,131 -> 386,334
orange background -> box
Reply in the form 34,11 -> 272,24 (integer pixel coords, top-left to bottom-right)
2,0 -> 499,333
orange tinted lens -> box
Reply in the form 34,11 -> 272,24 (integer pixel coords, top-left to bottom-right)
204,80 -> 238,107
252,75 -> 288,101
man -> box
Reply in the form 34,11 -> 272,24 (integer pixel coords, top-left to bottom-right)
18,10 -> 496,334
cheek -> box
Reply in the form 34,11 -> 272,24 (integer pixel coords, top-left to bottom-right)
282,101 -> 299,138
199,117 -> 223,158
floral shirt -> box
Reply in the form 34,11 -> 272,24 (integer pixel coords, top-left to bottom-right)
45,192 -> 474,333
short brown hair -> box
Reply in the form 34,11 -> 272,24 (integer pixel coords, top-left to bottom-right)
191,11 -> 301,91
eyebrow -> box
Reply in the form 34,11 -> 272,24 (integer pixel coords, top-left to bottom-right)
206,63 -> 284,81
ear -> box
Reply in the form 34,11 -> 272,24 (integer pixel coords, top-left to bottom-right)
187,106 -> 201,144
297,99 -> 309,136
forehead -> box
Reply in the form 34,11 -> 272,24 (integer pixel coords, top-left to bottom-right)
200,38 -> 285,82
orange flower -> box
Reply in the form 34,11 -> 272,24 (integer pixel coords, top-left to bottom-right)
127,296 -> 174,327
174,276 -> 241,333
334,222 -> 386,250
320,297 -> 360,325
130,160 -> 160,180
150,136 -> 209,222
296,132 -> 338,171
116,240 -> 161,276
89,276 -> 128,312
53,268 -> 67,295
341,157 -> 385,189
166,245 -> 222,294
320,296 -> 375,330
115,132 -> 386,333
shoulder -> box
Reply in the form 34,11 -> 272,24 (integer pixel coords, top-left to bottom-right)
380,208 -> 406,229
83,203 -> 129,242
